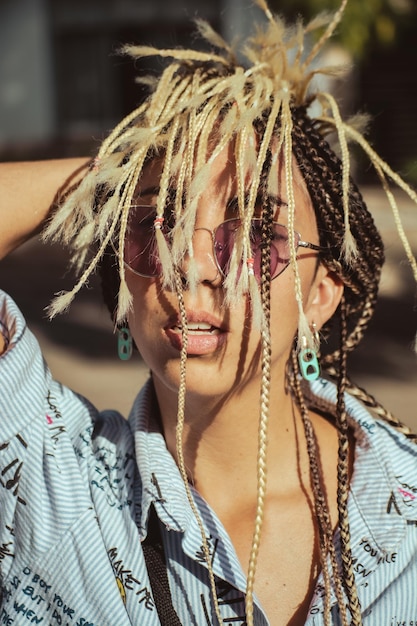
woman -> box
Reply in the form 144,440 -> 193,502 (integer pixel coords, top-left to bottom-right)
1,1 -> 416,624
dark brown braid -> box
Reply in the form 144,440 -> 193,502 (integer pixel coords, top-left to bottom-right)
286,109 -> 415,622
289,348 -> 349,625
335,296 -> 362,624
337,375 -> 417,443
291,108 -> 384,362
290,108 -> 417,441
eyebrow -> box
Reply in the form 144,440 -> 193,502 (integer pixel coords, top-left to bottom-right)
227,193 -> 288,211
266,193 -> 288,207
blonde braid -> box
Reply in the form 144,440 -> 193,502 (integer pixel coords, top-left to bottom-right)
318,92 -> 356,259
194,99 -> 226,172
173,268 -> 222,625
121,43 -> 231,67
145,63 -> 185,126
282,100 -> 315,351
242,97 -> 282,326
245,194 -> 273,626
319,118 -> 417,285
116,163 -> 144,319
219,127 -> 251,296
153,117 -> 181,288
97,102 -> 148,155
301,0 -> 349,72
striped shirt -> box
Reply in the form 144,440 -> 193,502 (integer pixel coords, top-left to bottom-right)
0,289 -> 416,626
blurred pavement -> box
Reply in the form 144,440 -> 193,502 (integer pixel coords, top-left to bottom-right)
1,186 -> 416,430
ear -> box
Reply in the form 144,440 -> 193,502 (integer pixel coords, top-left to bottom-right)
305,264 -> 344,330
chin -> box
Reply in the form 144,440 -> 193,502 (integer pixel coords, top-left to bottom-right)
158,364 -> 234,400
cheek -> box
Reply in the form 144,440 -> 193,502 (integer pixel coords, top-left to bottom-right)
270,264 -> 299,312
269,288 -> 298,351
126,278 -> 164,348
268,261 -> 316,347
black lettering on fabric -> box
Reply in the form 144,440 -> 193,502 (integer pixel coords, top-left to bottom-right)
0,606 -> 14,625
15,436 -> 27,449
351,557 -> 373,578
386,492 -> 402,516
9,566 -> 98,626
90,446 -> 134,510
107,547 -> 154,611
22,586 -> 46,606
357,419 -> 376,435
0,543 -> 14,561
195,536 -> 219,565
12,602 -> 43,623
150,473 -> 166,503
0,437 -> 27,506
359,538 -> 397,564
46,392 -> 63,422
200,581 -> 246,624
200,593 -> 212,626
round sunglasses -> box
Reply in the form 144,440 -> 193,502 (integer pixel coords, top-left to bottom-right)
122,205 -> 322,283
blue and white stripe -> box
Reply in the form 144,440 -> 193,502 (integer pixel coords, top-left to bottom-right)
0,289 -> 416,625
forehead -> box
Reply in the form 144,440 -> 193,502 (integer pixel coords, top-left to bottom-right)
136,142 -> 315,225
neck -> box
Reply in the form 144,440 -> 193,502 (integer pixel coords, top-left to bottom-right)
152,372 -> 311,501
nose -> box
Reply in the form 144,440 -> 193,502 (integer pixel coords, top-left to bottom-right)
179,227 -> 222,287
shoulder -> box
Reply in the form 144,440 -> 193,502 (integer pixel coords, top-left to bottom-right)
307,376 -> 416,452
306,376 -> 417,495
364,417 -> 417,518
0,288 -> 131,447
0,289 -> 56,440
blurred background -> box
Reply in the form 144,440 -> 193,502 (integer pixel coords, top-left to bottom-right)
0,0 -> 416,428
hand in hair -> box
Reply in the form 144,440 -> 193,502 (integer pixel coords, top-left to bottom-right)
0,158 -> 89,259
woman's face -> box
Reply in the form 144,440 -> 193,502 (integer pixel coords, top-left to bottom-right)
126,143 -> 325,405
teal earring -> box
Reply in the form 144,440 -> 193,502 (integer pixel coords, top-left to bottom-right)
117,326 -> 133,361
298,324 -> 320,381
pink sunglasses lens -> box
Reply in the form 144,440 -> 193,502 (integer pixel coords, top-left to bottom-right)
214,220 -> 295,282
124,206 -> 162,277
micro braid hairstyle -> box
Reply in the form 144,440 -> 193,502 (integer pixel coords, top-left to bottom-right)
45,0 -> 417,624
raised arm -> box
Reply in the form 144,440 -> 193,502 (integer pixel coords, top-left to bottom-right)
0,157 -> 89,354
0,157 -> 89,259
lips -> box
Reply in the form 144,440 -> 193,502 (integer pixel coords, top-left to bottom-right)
164,313 -> 227,355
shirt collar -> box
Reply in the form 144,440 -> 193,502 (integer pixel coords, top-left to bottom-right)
306,378 -> 417,550
128,378 -> 195,539
130,376 -> 417,549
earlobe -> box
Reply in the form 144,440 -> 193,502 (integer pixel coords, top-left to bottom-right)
306,266 -> 344,330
